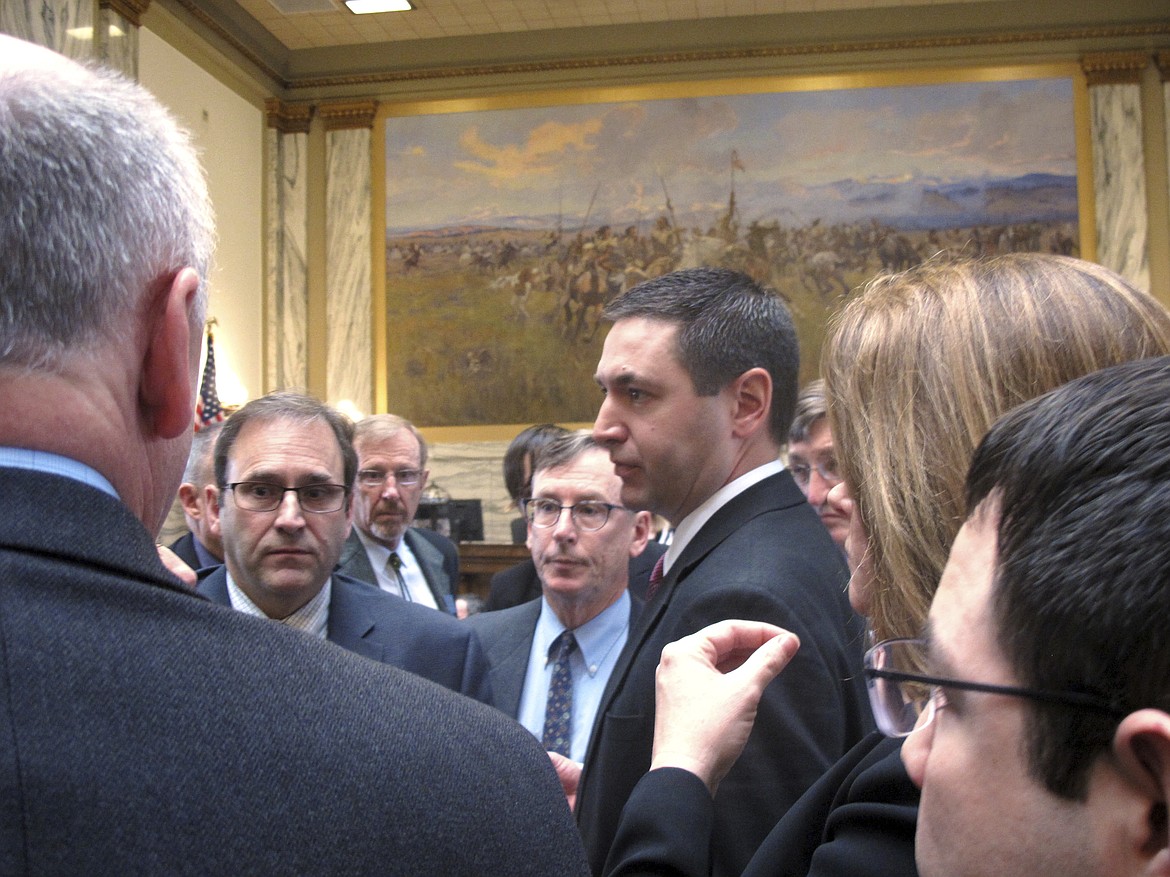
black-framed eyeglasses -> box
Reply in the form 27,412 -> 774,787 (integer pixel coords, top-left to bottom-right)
523,498 -> 628,532
357,468 -> 423,488
863,637 -> 1126,738
227,481 -> 349,514
789,458 -> 842,489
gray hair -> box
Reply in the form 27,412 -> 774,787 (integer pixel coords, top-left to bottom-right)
788,379 -> 827,444
353,414 -> 429,468
0,60 -> 215,371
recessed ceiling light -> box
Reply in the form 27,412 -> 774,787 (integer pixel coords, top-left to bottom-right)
344,0 -> 411,13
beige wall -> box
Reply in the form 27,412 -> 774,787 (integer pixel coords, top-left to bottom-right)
140,27 -> 265,407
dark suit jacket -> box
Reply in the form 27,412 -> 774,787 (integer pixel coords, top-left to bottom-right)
198,564 -> 491,702
605,732 -> 918,877
0,466 -> 589,875
168,530 -> 202,569
575,472 -> 873,877
485,542 -> 665,612
336,526 -> 459,614
467,593 -> 644,719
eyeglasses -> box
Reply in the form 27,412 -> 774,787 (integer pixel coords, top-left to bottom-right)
523,498 -> 628,531
357,468 -> 423,488
863,637 -> 1126,738
227,481 -> 349,514
789,458 -> 841,489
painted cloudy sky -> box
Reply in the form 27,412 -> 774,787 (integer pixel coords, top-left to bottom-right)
385,76 -> 1077,234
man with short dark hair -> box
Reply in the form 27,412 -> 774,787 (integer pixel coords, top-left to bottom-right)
201,391 -> 490,700
469,432 -> 653,760
897,354 -> 1170,877
337,413 -> 459,613
0,38 -> 587,872
580,267 -> 871,876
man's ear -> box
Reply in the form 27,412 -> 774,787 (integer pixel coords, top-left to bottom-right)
728,367 -> 772,439
140,268 -> 201,440
177,482 -> 201,519
628,510 -> 653,558
205,484 -> 223,537
1112,710 -> 1170,872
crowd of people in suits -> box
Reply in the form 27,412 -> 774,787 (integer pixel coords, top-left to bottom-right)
6,33 -> 1170,877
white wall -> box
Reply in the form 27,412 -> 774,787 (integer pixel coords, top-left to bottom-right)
139,28 -> 263,407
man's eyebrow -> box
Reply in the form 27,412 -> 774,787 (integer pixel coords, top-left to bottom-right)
243,468 -> 336,485
920,621 -> 958,678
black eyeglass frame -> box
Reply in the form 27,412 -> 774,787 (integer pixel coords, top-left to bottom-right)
864,637 -> 1126,738
226,481 -> 350,514
521,498 -> 629,532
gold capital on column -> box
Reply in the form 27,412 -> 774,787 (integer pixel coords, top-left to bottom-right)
317,101 -> 378,131
1156,52 -> 1170,83
99,0 -> 149,27
1081,52 -> 1149,86
266,100 -> 313,134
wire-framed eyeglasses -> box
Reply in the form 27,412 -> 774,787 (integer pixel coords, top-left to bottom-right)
227,481 -> 349,514
863,637 -> 1126,738
357,468 -> 423,488
523,498 -> 628,531
789,458 -> 842,489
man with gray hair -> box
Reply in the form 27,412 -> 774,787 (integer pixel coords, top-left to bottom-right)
0,36 -> 587,874
168,421 -> 225,572
338,413 -> 460,613
787,379 -> 848,548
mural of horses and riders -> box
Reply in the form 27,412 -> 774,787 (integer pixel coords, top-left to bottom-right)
383,70 -> 1082,427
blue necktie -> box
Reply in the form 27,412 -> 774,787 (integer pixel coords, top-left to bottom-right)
542,630 -> 578,757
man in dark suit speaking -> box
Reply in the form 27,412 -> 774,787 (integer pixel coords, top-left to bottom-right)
572,268 -> 873,876
199,391 -> 491,702
0,36 -> 587,874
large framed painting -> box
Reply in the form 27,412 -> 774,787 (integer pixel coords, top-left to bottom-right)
376,64 -> 1090,431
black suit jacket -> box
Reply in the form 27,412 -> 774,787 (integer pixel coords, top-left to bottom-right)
336,526 -> 459,614
0,466 -> 589,875
575,472 -> 873,877
198,565 -> 491,702
167,530 -> 202,569
605,732 -> 918,877
467,593 -> 644,719
486,542 -> 665,611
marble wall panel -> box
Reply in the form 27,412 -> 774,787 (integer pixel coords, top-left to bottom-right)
1,0 -> 93,60
265,128 -> 310,390
425,439 -> 516,544
1091,82 -> 1150,292
325,128 -> 373,412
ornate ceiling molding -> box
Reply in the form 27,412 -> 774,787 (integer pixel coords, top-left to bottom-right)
265,99 -> 312,132
1081,51 -> 1150,85
101,0 -> 150,27
317,100 -> 378,130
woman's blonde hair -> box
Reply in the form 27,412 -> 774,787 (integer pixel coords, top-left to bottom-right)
825,253 -> 1170,643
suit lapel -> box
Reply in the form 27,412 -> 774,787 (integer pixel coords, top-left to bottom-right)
327,576 -> 382,662
403,529 -> 451,610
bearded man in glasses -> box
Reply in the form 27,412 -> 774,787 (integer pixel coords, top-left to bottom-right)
337,413 -> 460,613
201,390 -> 490,701
469,431 -> 655,764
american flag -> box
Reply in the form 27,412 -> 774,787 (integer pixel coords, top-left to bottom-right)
194,329 -> 225,432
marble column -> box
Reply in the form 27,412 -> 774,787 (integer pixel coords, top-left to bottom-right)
319,100 -> 377,414
265,100 -> 312,393
1083,52 -> 1151,292
1,0 -> 144,73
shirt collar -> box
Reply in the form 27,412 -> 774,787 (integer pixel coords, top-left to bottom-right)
0,447 -> 119,499
664,459 -> 785,576
535,590 -> 631,678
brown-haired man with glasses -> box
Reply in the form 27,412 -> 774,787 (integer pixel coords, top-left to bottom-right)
200,391 -> 490,701
337,413 -> 460,613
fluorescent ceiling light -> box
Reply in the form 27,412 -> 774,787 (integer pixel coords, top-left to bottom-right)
344,0 -> 411,13
65,24 -> 126,39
